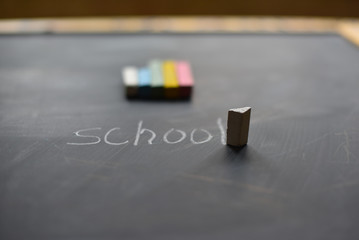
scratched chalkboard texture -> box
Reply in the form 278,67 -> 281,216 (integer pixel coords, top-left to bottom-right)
1,34 -> 359,240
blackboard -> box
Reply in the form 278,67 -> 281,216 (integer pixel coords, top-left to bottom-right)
1,33 -> 359,240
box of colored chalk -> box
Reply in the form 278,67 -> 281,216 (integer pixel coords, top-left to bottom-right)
122,60 -> 194,100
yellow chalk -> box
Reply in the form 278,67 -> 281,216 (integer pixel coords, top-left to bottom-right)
163,60 -> 179,98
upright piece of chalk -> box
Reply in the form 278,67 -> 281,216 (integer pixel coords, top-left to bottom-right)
138,67 -> 151,99
226,107 -> 251,147
163,61 -> 179,99
176,61 -> 194,99
149,60 -> 164,99
122,67 -> 138,98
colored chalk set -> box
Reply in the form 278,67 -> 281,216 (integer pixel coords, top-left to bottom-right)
122,60 -> 194,99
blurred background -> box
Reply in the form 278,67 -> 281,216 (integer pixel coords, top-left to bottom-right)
0,0 -> 359,19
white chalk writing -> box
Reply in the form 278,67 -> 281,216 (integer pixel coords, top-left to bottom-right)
67,118 -> 226,146
104,128 -> 129,145
163,128 -> 187,144
190,129 -> 213,144
67,127 -> 102,145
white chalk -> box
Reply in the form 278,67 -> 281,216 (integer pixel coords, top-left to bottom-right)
122,67 -> 138,98
226,107 -> 251,147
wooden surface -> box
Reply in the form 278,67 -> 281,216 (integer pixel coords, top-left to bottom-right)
1,17 -> 359,48
0,17 -> 344,33
339,22 -> 359,47
1,33 -> 359,239
1,0 -> 359,18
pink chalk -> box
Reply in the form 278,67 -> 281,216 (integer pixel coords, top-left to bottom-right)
176,61 -> 194,98
176,61 -> 194,86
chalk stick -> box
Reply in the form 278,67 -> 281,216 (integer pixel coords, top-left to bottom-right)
176,61 -> 194,99
149,60 -> 164,99
163,61 -> 179,99
226,107 -> 251,147
138,67 -> 151,99
122,67 -> 138,98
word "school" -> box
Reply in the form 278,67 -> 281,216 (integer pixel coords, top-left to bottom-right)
67,118 -> 226,146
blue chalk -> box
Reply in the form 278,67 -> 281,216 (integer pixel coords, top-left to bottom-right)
139,68 -> 151,86
138,68 -> 151,98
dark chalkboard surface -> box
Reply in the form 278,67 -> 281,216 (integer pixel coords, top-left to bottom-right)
1,33 -> 359,240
